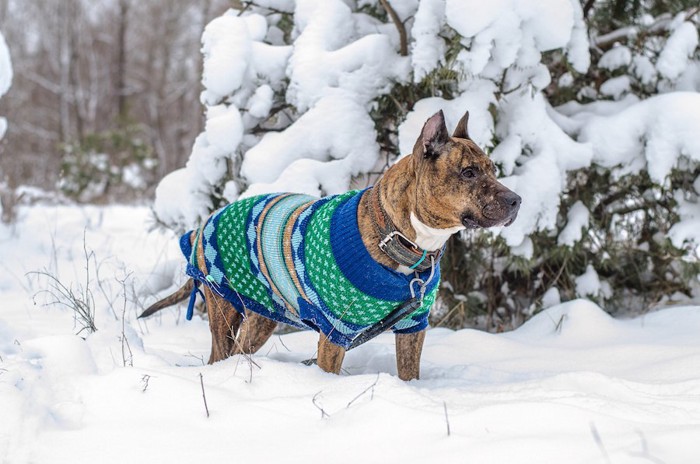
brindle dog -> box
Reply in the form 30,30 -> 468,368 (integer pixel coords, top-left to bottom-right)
141,110 -> 521,380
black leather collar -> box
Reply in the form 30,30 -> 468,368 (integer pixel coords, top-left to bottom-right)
367,185 -> 441,273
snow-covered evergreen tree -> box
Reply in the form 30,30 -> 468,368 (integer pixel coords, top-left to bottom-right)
154,0 -> 700,328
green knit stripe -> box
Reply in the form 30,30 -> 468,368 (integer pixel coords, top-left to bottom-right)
215,195 -> 273,307
305,192 -> 402,326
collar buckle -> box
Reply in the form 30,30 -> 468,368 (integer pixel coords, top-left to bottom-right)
378,230 -> 419,254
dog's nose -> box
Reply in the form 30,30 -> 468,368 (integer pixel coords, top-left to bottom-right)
499,191 -> 521,213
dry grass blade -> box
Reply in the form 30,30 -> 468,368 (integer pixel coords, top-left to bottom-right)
29,269 -> 97,336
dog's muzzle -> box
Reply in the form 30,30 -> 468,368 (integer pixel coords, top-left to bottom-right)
477,190 -> 522,228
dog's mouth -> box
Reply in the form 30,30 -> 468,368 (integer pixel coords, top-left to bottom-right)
461,214 -> 481,229
462,211 -> 518,229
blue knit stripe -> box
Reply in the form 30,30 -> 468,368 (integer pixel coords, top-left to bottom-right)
205,208 -> 232,286
203,215 -> 225,285
297,298 -> 364,349
179,231 -> 193,261
290,197 -> 331,310
329,190 -> 440,300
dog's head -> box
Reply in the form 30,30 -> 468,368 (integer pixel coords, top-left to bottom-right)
411,110 -> 521,230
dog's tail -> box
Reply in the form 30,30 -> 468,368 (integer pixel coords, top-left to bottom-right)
138,280 -> 194,319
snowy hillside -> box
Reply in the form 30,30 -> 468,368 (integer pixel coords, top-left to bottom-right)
2,204 -> 700,463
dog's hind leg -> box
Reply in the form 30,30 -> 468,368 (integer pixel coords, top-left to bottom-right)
204,286 -> 243,364
232,311 -> 277,355
317,334 -> 345,375
395,330 -> 426,381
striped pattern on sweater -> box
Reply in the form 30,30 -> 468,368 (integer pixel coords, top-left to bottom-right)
181,189 -> 439,349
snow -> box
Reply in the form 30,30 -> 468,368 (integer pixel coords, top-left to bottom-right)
445,0 -> 585,75
564,0 -> 590,73
598,45 -> 632,71
579,92 -> 700,183
669,188 -> 700,250
241,93 -> 380,197
200,13 -> 253,103
575,264 -> 602,297
558,200 -> 590,246
631,54 -> 657,85
657,21 -> 699,81
541,286 -> 561,308
247,84 -> 274,118
154,166 -> 212,231
2,204 -> 700,463
600,75 -> 631,99
398,79 -> 497,155
533,91 -> 700,249
287,0 -> 409,112
411,0 -> 446,82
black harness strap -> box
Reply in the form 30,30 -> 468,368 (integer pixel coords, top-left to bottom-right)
347,297 -> 423,350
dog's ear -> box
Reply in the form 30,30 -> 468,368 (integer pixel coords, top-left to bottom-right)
452,110 -> 470,139
418,110 -> 450,159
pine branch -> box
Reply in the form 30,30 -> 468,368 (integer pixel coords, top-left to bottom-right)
592,8 -> 697,50
379,0 -> 408,56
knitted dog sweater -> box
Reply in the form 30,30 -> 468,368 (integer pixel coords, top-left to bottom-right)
181,189 -> 439,349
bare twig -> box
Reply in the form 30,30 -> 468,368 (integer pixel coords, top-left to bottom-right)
346,374 -> 380,408
443,401 -> 451,436
141,374 -> 151,392
555,314 -> 567,334
629,429 -> 665,464
312,391 -> 329,419
434,300 -> 466,328
590,422 -> 612,464
199,373 -> 210,418
119,274 -> 134,367
183,352 -> 206,366
379,0 -> 408,56
277,335 -> 291,352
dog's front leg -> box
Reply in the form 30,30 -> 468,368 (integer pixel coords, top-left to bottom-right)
395,330 -> 426,381
317,333 -> 345,374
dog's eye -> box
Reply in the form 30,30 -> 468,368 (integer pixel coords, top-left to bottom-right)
461,167 -> 477,179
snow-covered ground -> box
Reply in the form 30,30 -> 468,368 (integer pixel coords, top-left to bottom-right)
1,204 -> 699,463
